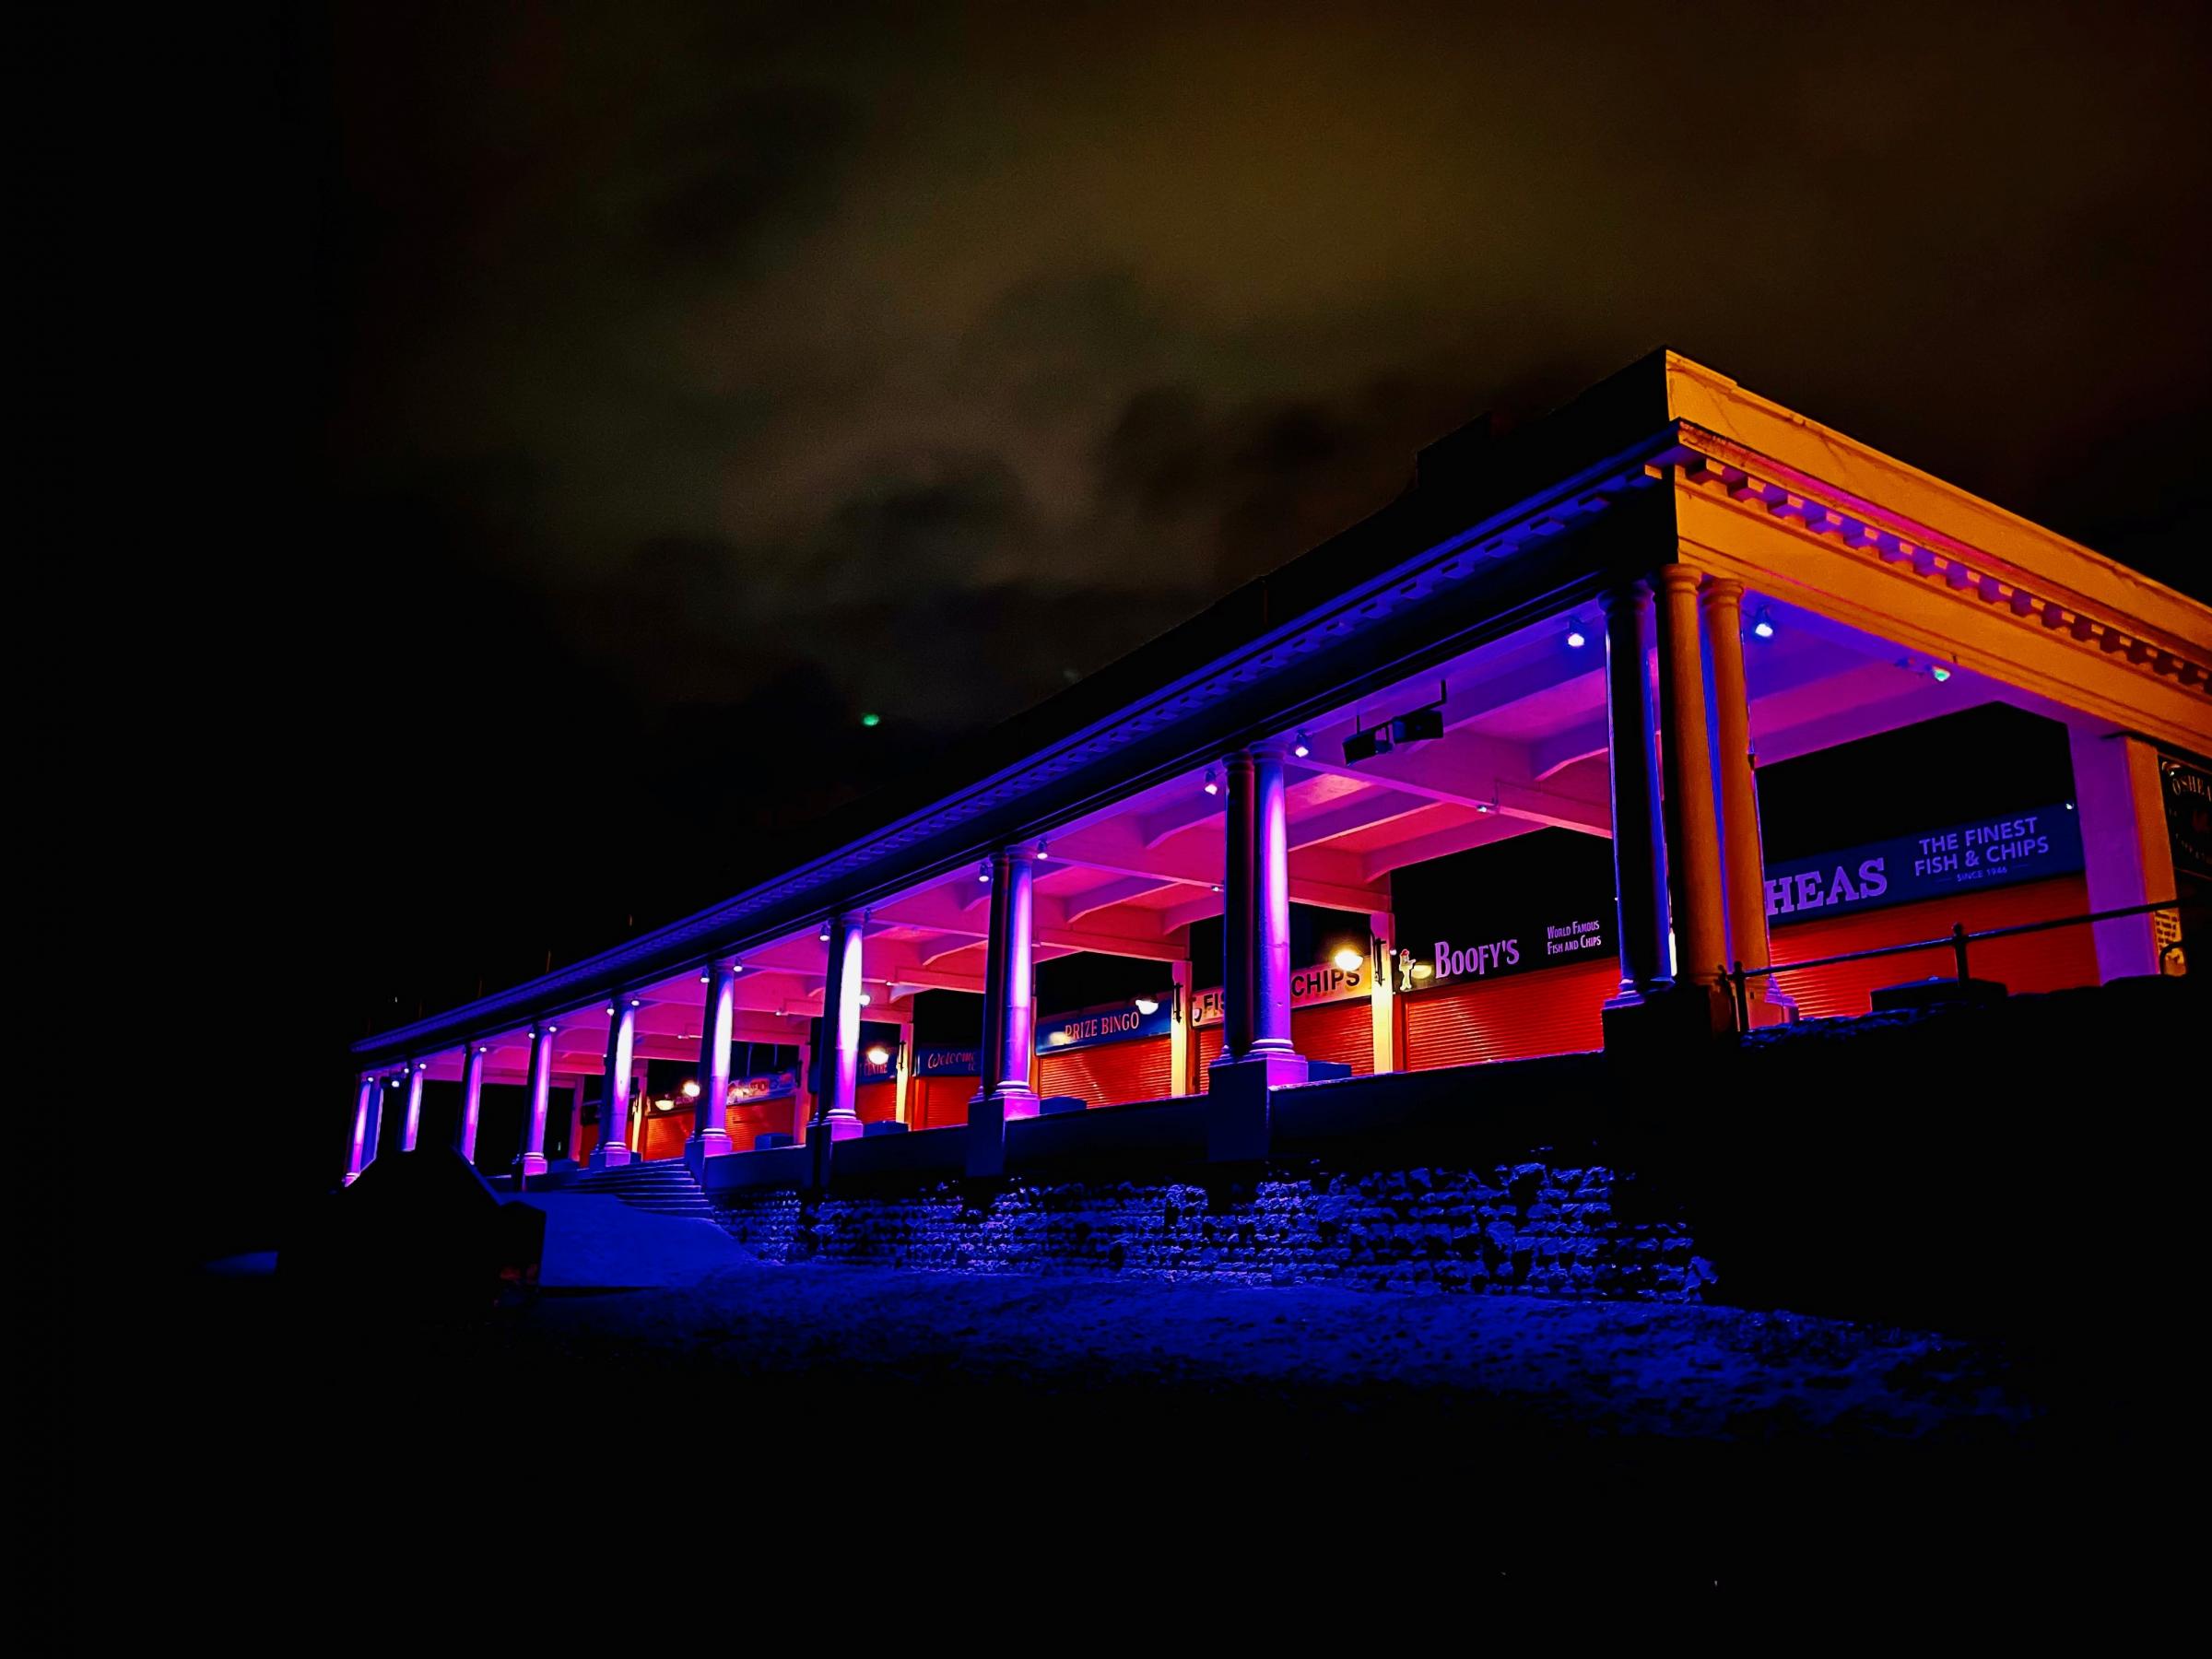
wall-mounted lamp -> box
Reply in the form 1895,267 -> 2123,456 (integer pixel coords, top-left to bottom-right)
1565,619 -> 1587,649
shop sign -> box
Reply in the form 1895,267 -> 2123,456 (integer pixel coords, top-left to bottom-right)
727,1069 -> 797,1104
1765,803 -> 2082,923
1399,912 -> 1609,991
1190,959 -> 1370,1027
2164,759 -> 2211,884
1036,996 -> 1174,1053
914,1044 -> 982,1077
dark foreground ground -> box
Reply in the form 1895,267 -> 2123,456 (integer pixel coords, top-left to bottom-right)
66,1247 -> 2189,1643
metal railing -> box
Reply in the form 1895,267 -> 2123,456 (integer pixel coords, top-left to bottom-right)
1719,896 -> 2202,1032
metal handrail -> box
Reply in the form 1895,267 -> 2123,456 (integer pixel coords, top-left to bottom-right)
1720,896 -> 2203,1031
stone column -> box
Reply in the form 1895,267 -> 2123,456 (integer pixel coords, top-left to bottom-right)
1603,580 -> 1673,1004
1167,958 -> 1193,1095
590,998 -> 640,1169
968,853 -> 1038,1175
688,959 -> 739,1162
518,1024 -> 556,1177
1700,576 -> 1793,1025
456,1044 -> 487,1165
1368,910 -> 1398,1073
399,1061 -> 427,1151
1208,744 -> 1304,1159
344,1077 -> 376,1185
812,916 -> 865,1138
1655,564 -> 1729,1025
2069,725 -> 2183,981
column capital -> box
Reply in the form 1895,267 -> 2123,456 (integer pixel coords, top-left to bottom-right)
994,843 -> 1036,869
1653,563 -> 1703,598
1697,573 -> 1747,607
1599,576 -> 1655,612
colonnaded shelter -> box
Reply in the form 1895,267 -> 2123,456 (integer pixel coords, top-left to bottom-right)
345,352 -> 2211,1196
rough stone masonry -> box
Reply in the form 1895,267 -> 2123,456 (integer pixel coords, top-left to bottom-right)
711,1160 -> 1713,1300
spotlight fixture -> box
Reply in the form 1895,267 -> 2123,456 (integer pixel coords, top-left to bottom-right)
1752,607 -> 1776,640
865,1044 -> 890,1066
978,859 -> 992,883
819,923 -> 831,942
629,998 -> 641,1007
1134,997 -> 1159,1016
1343,723 -> 1393,763
1036,840 -> 1050,860
1291,730 -> 1312,759
1474,799 -> 1496,815
680,1080 -> 701,1100
700,972 -> 711,982
1930,665 -> 1952,682
1565,619 -> 1587,649
1332,947 -> 1364,973
606,1005 -> 617,1015
857,993 -> 871,1006
1202,767 -> 1220,795
1210,883 -> 1222,893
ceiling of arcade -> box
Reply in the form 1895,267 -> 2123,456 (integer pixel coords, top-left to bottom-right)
429,597 -> 2042,1083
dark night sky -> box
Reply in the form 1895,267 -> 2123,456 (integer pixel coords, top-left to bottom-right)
126,3 -> 2207,1220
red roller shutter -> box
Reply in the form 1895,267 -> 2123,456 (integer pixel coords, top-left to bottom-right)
1292,999 -> 1375,1074
855,1081 -> 900,1124
1194,1026 -> 1225,1093
1771,876 -> 2096,1019
912,1074 -> 973,1132
1039,1036 -> 1173,1107
726,1094 -> 791,1147
1402,958 -> 1615,1070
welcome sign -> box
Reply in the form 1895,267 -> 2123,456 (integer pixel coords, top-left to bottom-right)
726,1069 -> 797,1104
1764,804 -> 2083,924
914,1044 -> 981,1077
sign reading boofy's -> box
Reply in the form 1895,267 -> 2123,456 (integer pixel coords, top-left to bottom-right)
1764,804 -> 2083,923
1408,912 -> 1610,990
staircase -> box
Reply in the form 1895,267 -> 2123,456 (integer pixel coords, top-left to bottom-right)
567,1159 -> 718,1218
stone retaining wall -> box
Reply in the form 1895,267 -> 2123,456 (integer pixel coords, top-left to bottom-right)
712,1159 -> 1711,1300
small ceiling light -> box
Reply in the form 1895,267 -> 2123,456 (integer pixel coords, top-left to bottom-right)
865,1044 -> 890,1066
860,712 -> 881,728
1210,883 -> 1222,893
606,1005 -> 617,1015
681,1080 -> 701,1100
819,923 -> 831,942
1333,947 -> 1364,973
1930,665 -> 1952,682
1036,840 -> 1050,860
629,998 -> 641,1007
1134,997 -> 1160,1016
1474,800 -> 1495,815
1565,619 -> 1587,649
978,859 -> 992,883
1291,730 -> 1312,759
700,971 -> 711,982
1202,767 -> 1219,796
545,1024 -> 558,1034
732,963 -> 743,973
857,993 -> 871,1006
1752,607 -> 1776,640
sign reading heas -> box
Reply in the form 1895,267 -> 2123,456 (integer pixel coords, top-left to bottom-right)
1190,959 -> 1368,1027
1037,996 -> 1175,1054
1765,803 -> 2083,924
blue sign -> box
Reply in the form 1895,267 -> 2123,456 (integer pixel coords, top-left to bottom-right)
1765,804 -> 2083,924
914,1044 -> 981,1077
1037,996 -> 1174,1054
727,1069 -> 797,1105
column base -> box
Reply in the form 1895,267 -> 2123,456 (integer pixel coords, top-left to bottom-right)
964,1089 -> 1041,1179
587,1144 -> 633,1171
686,1129 -> 735,1159
1205,1052 -> 1306,1163
1601,982 -> 1730,1053
803,1119 -> 863,1188
515,1152 -> 549,1178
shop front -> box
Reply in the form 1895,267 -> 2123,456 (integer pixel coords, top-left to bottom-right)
1036,995 -> 1177,1107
